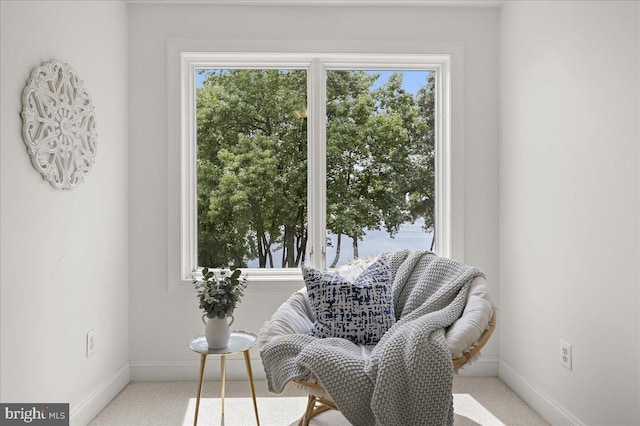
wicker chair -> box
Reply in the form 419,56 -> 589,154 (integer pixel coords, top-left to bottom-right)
259,258 -> 496,426
294,311 -> 496,426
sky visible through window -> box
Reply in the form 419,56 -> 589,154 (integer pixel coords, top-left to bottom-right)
196,69 -> 430,95
196,69 -> 435,268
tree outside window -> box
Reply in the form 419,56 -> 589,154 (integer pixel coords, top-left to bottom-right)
195,68 -> 435,269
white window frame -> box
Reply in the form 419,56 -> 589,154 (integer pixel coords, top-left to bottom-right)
172,52 -> 452,289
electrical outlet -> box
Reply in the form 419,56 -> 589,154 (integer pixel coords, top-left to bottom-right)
560,340 -> 572,371
86,330 -> 96,357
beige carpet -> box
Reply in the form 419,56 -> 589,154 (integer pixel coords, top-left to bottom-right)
90,377 -> 548,426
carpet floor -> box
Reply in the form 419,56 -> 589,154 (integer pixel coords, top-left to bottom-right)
90,377 -> 548,426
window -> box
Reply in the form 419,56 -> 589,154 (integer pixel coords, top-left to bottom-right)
178,53 -> 452,282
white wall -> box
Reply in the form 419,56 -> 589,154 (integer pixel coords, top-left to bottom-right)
0,1 -> 129,424
6,2 -> 638,424
499,1 -> 640,424
128,4 -> 500,380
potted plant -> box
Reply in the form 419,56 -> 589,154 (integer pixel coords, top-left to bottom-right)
194,267 -> 248,349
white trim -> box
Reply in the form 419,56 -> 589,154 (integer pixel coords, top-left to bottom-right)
244,277 -> 304,291
498,358 -> 584,426
308,58 -> 327,269
180,52 -> 198,285
70,362 -> 130,426
456,355 -> 499,377
169,46 -> 458,291
436,57 -> 452,259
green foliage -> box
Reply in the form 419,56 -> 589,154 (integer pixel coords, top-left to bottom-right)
196,68 -> 435,268
194,267 -> 248,319
197,69 -> 307,268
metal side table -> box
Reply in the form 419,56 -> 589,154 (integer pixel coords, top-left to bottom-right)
189,331 -> 260,425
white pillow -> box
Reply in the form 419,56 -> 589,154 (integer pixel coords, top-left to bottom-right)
445,276 -> 495,358
329,257 -> 376,281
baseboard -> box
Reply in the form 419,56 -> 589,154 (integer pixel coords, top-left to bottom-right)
130,354 -> 498,383
498,358 -> 583,425
130,357 -> 267,382
70,362 -> 130,426
457,354 -> 499,377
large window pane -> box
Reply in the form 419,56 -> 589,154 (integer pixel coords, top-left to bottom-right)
325,70 -> 435,268
196,69 -> 308,269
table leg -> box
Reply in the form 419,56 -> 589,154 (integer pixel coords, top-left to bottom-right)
220,354 -> 226,416
194,354 -> 207,426
243,350 -> 260,425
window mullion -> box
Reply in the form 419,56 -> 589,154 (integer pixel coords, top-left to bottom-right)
307,59 -> 327,269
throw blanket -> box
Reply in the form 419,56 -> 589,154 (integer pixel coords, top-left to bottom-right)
260,250 -> 484,426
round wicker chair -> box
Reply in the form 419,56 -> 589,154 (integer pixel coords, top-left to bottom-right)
294,311 -> 496,426
259,257 -> 497,426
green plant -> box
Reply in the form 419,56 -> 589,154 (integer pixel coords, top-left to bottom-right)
194,268 -> 248,319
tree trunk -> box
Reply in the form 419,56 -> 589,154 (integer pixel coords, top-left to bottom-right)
430,227 -> 436,251
285,224 -> 296,267
267,241 -> 274,268
329,234 -> 342,268
295,232 -> 307,267
258,232 -> 275,268
258,231 -> 267,268
294,207 -> 307,267
353,237 -> 359,259
281,232 -> 287,267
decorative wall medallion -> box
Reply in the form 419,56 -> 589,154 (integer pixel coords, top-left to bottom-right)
21,60 -> 97,189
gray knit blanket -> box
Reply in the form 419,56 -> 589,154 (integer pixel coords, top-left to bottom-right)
260,250 -> 484,426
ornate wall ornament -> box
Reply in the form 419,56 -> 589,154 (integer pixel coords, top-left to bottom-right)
21,60 -> 97,189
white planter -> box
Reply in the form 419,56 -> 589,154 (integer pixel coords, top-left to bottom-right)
202,314 -> 234,349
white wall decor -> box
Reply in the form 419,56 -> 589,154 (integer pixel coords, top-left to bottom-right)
21,60 -> 97,189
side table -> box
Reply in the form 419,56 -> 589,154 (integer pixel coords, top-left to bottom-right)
189,331 -> 260,426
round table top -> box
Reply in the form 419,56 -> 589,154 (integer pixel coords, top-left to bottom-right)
189,331 -> 258,355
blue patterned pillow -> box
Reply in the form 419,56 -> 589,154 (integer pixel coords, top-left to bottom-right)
302,257 -> 395,345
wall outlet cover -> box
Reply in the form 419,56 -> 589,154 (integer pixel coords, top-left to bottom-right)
560,339 -> 572,371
